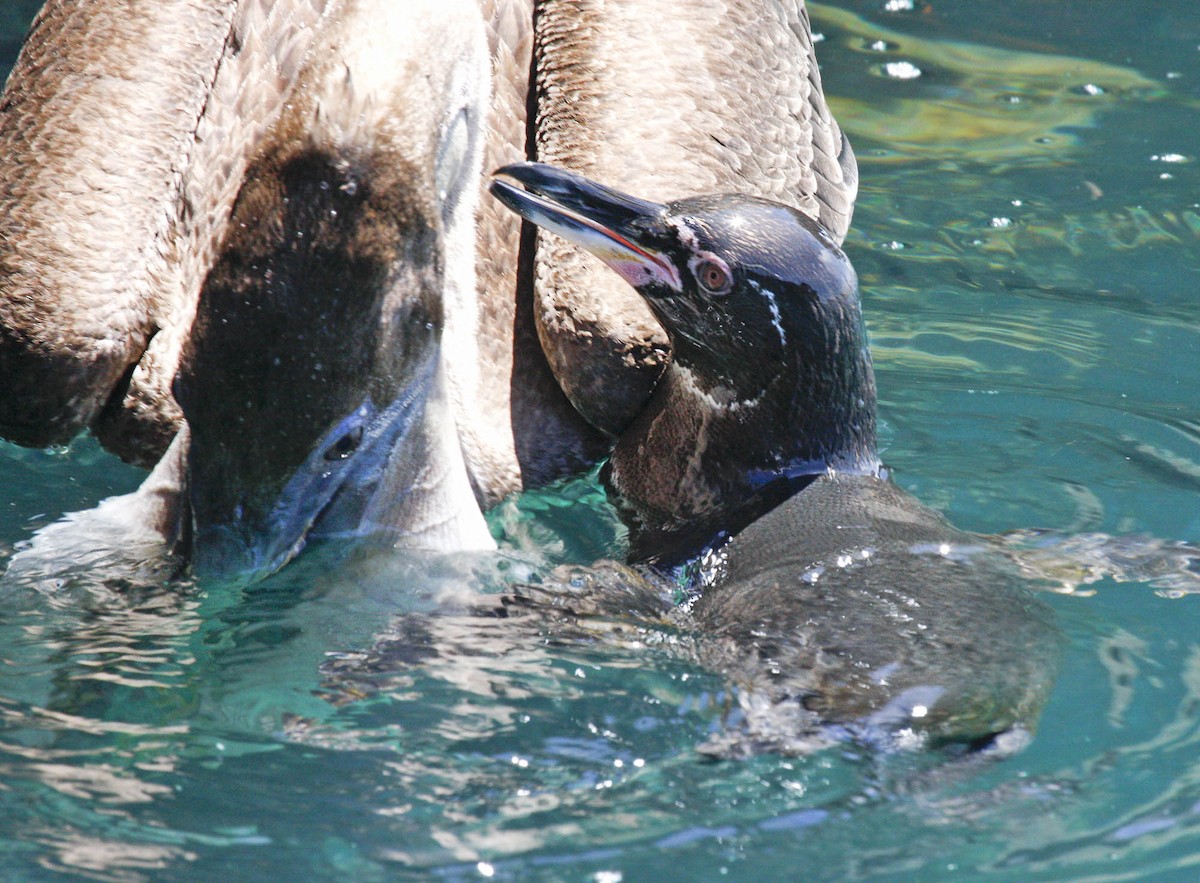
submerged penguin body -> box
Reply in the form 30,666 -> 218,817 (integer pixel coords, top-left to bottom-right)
683,473 -> 1058,755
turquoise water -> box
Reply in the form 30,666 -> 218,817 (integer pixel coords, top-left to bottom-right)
2,1 -> 1199,879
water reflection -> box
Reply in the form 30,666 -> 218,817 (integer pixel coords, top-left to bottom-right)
813,4 -> 1163,161
1,512 -> 1199,878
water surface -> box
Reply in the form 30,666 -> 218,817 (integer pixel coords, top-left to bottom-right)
1,1 -> 1199,879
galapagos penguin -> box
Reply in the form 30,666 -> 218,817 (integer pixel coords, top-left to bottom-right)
491,162 -> 1060,756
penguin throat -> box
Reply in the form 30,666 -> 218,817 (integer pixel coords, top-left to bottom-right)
671,361 -> 768,413
667,356 -> 880,477
608,356 -> 880,564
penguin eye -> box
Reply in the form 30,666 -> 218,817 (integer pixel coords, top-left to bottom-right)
324,425 -> 364,461
691,255 -> 733,295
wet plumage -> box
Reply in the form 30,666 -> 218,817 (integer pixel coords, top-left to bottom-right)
493,163 -> 1059,756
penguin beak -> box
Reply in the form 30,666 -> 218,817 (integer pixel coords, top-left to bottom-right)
490,162 -> 682,291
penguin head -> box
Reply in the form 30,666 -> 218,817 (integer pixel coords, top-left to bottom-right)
639,192 -> 865,406
491,163 -> 877,473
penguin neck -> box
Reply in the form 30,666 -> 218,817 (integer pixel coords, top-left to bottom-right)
608,349 -> 880,563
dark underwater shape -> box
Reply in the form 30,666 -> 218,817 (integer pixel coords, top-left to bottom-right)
491,162 -> 1061,756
